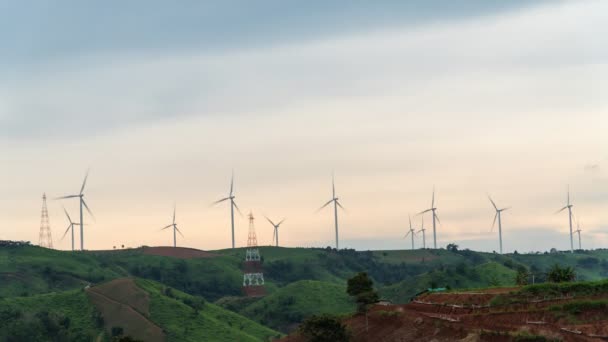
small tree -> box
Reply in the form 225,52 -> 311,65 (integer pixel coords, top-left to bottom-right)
299,314 -> 349,342
347,272 -> 379,332
547,264 -> 576,283
515,266 -> 529,286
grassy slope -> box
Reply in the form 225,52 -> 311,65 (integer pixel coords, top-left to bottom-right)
136,279 -> 280,342
233,280 -> 356,332
0,289 -> 104,341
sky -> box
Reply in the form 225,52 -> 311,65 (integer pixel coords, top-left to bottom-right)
1,0 -> 607,253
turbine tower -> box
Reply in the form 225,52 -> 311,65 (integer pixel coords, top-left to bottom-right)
56,170 -> 94,251
417,216 -> 426,249
318,174 -> 345,249
61,207 -> 80,251
404,215 -> 416,250
556,186 -> 574,253
265,216 -> 286,247
212,172 -> 242,249
418,187 -> 441,249
38,193 -> 53,249
161,204 -> 183,248
488,194 -> 510,254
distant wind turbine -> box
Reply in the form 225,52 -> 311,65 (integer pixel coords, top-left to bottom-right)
56,169 -> 94,251
212,171 -> 242,249
161,204 -> 183,248
418,187 -> 440,249
318,174 -> 345,249
556,186 -> 574,253
60,207 -> 81,251
488,194 -> 510,254
574,216 -> 582,251
417,216 -> 426,249
404,215 -> 416,250
265,216 -> 286,247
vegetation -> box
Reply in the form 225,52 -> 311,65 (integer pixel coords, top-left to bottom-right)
546,264 -> 576,283
298,314 -> 349,342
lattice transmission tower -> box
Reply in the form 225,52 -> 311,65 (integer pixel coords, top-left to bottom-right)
39,193 -> 53,249
243,211 -> 265,297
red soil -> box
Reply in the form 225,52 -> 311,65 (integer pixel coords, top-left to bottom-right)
282,289 -> 608,342
141,246 -> 218,259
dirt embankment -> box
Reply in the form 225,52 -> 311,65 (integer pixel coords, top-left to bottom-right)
282,287 -> 608,342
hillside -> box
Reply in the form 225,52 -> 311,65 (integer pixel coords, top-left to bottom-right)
284,279 -> 608,341
2,243 -> 608,337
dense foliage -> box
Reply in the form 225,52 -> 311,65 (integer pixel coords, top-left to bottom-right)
299,314 -> 349,342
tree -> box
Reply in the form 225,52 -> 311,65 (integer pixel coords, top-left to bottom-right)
299,314 -> 349,342
515,266 -> 529,285
347,272 -> 379,332
446,243 -> 459,252
547,264 -> 576,283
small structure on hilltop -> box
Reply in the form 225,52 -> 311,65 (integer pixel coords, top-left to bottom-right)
243,212 -> 266,297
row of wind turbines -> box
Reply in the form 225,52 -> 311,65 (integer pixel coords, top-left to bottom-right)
54,170 -> 583,254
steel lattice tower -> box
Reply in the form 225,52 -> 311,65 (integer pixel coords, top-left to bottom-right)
243,211 -> 265,297
39,193 -> 53,249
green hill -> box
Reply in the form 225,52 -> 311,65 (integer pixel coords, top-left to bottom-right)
2,242 -> 608,337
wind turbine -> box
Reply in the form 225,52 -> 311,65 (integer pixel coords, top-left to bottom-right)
60,207 -> 81,251
318,174 -> 345,249
556,186 -> 574,253
56,170 -> 94,251
212,172 -> 242,249
417,216 -> 426,249
161,204 -> 183,248
265,216 -> 286,247
418,187 -> 440,249
574,216 -> 582,251
404,215 -> 416,250
488,194 -> 510,254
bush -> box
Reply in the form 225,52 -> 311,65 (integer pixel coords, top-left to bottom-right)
546,264 -> 576,283
299,314 -> 349,342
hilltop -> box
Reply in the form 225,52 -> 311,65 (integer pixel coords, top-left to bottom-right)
2,242 -> 608,339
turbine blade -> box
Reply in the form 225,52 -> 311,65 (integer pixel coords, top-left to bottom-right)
211,197 -> 230,206
61,225 -> 71,241
82,199 -> 95,220
408,215 -> 412,230
501,207 -> 512,212
277,218 -> 286,226
80,169 -> 90,194
56,195 -> 79,200
332,173 -> 336,199
491,212 -> 498,232
161,224 -> 172,230
487,194 -> 498,210
230,171 -> 234,196
336,201 -> 346,212
272,227 -> 276,245
265,216 -> 276,227
431,186 -> 435,208
63,207 -> 72,224
232,201 -> 243,217
404,231 -> 411,238
556,206 -> 568,214
417,209 -> 432,215
434,212 -> 441,225
317,199 -> 334,212
176,226 -> 184,237
173,204 -> 176,225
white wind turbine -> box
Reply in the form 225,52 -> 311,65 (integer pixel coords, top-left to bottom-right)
404,215 -> 416,250
265,216 -> 286,247
56,170 -> 94,251
60,207 -> 81,251
161,205 -> 183,248
574,216 -> 582,251
418,187 -> 441,249
318,174 -> 345,249
488,194 -> 510,254
556,186 -> 575,253
417,216 -> 426,249
212,172 -> 242,249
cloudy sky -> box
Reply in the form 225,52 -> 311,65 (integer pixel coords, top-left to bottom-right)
1,0 -> 606,252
